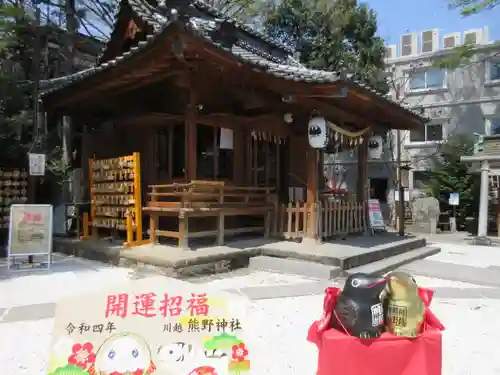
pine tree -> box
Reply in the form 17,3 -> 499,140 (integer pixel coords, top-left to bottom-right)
422,134 -> 480,227
264,0 -> 388,93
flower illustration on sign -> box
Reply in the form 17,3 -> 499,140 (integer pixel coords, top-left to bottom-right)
231,344 -> 248,362
68,343 -> 96,369
228,343 -> 250,374
189,366 -> 218,375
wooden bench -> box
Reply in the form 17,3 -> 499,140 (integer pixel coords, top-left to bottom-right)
143,180 -> 276,248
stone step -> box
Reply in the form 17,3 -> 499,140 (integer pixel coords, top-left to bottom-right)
338,237 -> 427,270
248,255 -> 342,279
342,246 -> 441,276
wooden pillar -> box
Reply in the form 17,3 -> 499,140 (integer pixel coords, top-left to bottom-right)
233,128 -> 245,184
185,82 -> 197,182
497,185 -> 500,237
306,148 -> 319,239
81,124 -> 90,200
357,139 -> 368,202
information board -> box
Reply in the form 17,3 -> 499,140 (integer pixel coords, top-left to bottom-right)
8,204 -> 53,271
368,199 -> 385,231
47,277 -> 251,375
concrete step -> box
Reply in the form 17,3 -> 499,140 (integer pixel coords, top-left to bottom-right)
248,255 -> 342,279
339,237 -> 427,270
342,246 -> 441,276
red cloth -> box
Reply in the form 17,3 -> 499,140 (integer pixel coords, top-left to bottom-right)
307,286 -> 445,375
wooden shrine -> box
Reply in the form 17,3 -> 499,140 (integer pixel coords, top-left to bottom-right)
39,0 -> 427,248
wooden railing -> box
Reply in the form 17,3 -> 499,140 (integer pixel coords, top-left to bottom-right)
143,180 -> 275,248
272,200 -> 367,240
317,200 -> 366,239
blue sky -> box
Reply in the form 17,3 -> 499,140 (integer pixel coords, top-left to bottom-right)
366,0 -> 500,44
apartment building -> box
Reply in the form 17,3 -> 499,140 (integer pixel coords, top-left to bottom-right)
386,26 -> 500,192
325,26 -> 500,221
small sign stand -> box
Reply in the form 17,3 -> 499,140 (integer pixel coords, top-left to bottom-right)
448,193 -> 459,232
368,199 -> 386,235
7,204 -> 53,272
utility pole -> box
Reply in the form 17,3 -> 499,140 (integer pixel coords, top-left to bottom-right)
29,1 -> 41,264
394,83 -> 406,236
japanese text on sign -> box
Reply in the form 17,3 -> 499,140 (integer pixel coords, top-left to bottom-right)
66,321 -> 116,335
105,292 -> 210,319
163,317 -> 243,333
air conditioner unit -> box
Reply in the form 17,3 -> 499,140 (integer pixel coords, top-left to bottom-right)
443,32 -> 460,49
384,44 -> 397,59
400,33 -> 418,57
421,29 -> 439,53
464,27 -> 488,45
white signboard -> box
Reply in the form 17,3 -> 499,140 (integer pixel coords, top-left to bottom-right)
308,116 -> 328,149
220,128 -> 234,150
29,153 -> 46,176
449,193 -> 459,206
8,204 -> 53,271
47,277 -> 251,375
368,199 -> 385,230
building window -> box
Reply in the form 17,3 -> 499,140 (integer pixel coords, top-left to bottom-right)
413,171 -> 430,189
409,68 -> 446,91
491,118 -> 500,135
489,58 -> 500,82
410,123 -> 443,142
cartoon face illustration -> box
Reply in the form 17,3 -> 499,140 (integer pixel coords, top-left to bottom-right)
93,333 -> 155,375
157,342 -> 192,364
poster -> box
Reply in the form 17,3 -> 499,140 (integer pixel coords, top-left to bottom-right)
47,277 -> 251,375
368,199 -> 385,230
220,129 -> 234,150
8,204 -> 53,256
29,153 -> 46,176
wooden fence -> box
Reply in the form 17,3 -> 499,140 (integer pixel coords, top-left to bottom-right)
272,200 -> 367,240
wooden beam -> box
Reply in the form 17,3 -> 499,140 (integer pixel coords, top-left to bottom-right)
292,95 -> 374,128
109,69 -> 181,97
148,112 -> 291,137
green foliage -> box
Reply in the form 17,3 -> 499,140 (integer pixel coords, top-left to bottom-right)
422,134 -> 480,226
449,0 -> 499,15
0,4 -> 25,51
264,0 -> 389,93
0,6 -> 71,185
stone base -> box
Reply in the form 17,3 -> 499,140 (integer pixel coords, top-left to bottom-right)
472,236 -> 493,246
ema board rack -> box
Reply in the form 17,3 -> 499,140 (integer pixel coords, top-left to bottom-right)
86,153 -> 148,247
0,169 -> 28,229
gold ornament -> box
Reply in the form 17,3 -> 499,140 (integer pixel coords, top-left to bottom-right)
384,271 -> 425,338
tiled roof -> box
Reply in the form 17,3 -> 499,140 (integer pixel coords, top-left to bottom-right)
40,0 -> 427,122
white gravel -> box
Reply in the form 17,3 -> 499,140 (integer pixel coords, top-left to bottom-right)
413,275 -> 492,289
2,252 -> 500,375
201,270 -> 318,289
427,243 -> 500,268
0,256 -> 134,307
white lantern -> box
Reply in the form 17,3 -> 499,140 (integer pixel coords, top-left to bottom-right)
368,135 -> 383,160
308,116 -> 328,149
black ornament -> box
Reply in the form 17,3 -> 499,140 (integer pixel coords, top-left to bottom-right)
332,273 -> 387,339
368,140 -> 379,149
309,124 -> 322,136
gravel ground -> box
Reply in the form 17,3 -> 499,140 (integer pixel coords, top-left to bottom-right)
2,252 -> 500,375
426,242 -> 500,268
